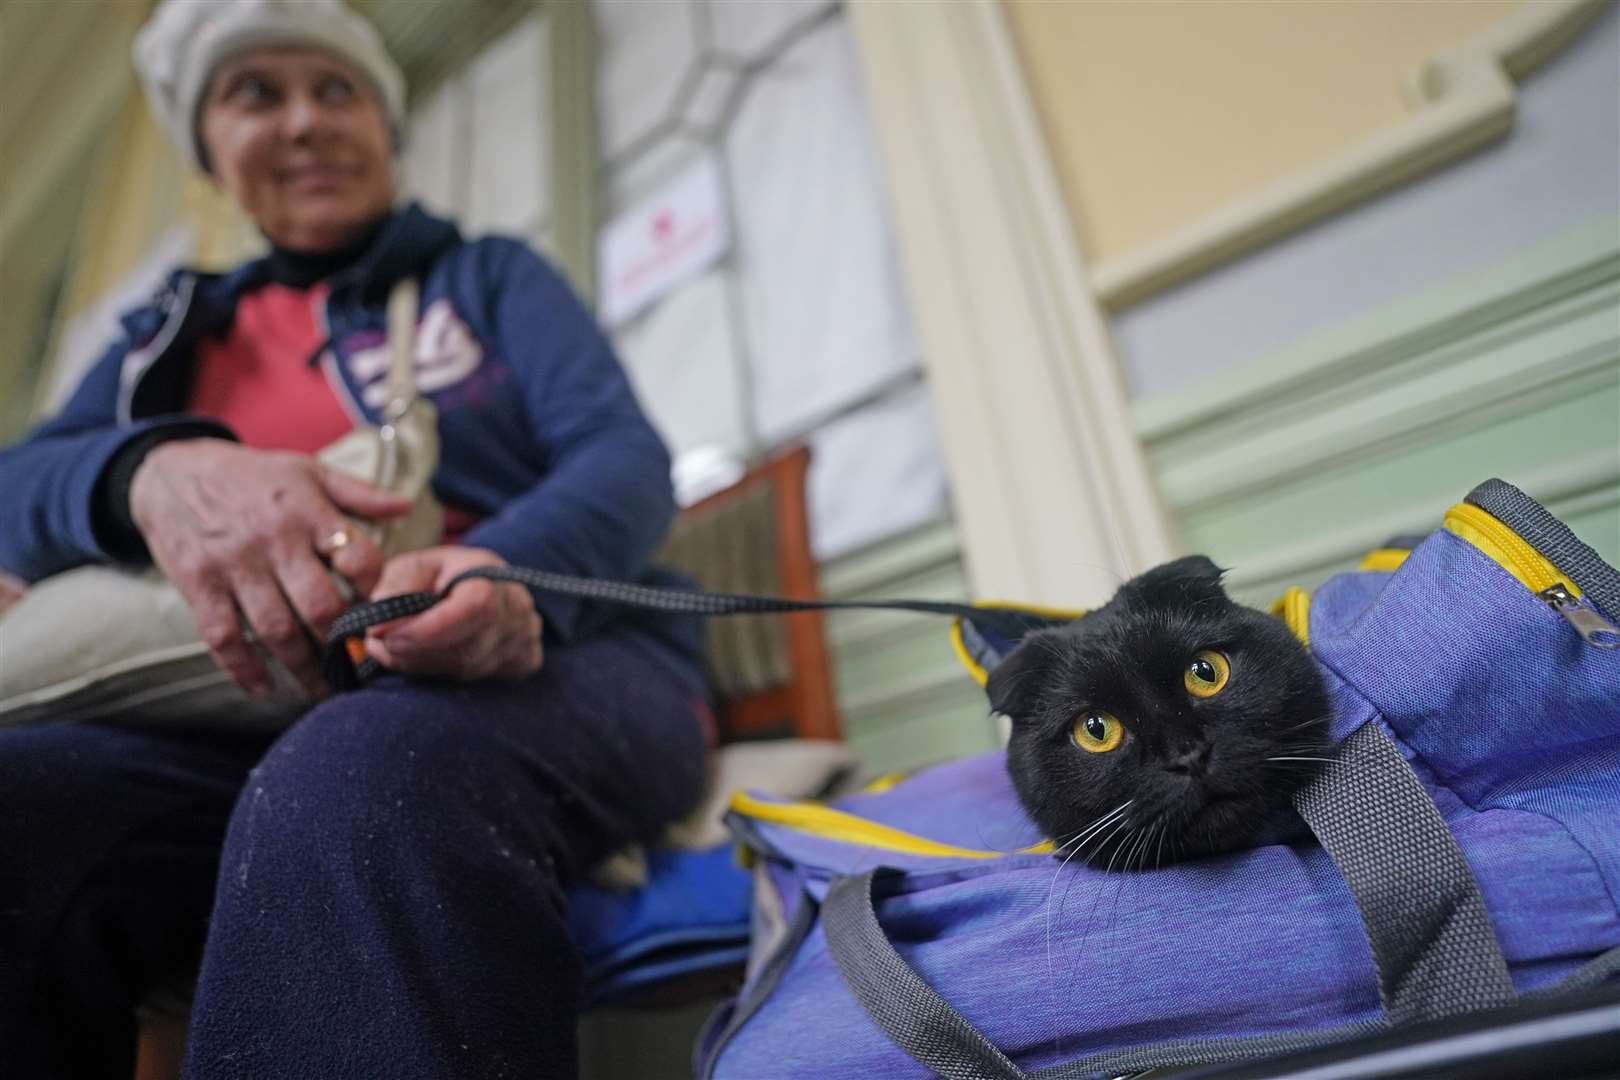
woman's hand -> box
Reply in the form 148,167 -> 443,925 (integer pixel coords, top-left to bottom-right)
364,547 -> 543,681
129,438 -> 412,696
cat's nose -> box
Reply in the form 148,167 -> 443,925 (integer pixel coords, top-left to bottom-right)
1166,743 -> 1211,776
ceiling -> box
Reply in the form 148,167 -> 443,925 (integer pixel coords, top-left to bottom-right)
0,0 -> 541,251
362,0 -> 538,102
0,0 -> 540,206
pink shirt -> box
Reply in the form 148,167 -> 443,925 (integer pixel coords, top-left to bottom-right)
186,283 -> 352,454
187,282 -> 479,539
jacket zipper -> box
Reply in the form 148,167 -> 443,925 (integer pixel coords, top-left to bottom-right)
1445,500 -> 1620,648
117,275 -> 196,424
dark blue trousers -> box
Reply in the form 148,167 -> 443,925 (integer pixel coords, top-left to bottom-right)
0,630 -> 709,1079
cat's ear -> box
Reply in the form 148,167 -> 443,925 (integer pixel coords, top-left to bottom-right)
985,638 -> 1044,720
1122,555 -> 1229,608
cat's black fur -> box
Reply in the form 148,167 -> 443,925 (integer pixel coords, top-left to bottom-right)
988,556 -> 1331,870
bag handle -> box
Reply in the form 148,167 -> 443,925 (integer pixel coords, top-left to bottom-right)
824,869 -> 1029,1080
1293,722 -> 1517,1025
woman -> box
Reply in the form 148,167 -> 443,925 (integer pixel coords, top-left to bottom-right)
0,1 -> 710,1076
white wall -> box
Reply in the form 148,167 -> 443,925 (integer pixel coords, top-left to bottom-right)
401,12 -> 553,252
1111,3 -> 1620,399
593,0 -> 947,559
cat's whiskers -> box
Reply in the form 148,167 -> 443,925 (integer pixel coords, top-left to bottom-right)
1144,825 -> 1161,873
1044,800 -> 1132,980
1046,818 -> 1107,854
1077,826 -> 1146,1003
1057,812 -> 1136,950
1082,813 -> 1134,868
1044,816 -> 1128,984
1265,756 -> 1337,764
1055,809 -> 1134,896
1103,822 -> 1144,875
1054,800 -> 1133,856
1127,822 -> 1153,874
1046,832 -> 1084,856
1122,826 -> 1151,874
1105,829 -> 1134,876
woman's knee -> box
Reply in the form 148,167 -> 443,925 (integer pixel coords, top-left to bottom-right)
231,692 -> 450,833
247,684 -> 506,798
218,688 -> 557,880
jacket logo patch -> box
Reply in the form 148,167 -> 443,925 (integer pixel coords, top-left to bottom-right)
345,299 -> 485,410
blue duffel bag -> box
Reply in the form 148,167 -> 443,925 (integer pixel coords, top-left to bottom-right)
697,479 -> 1620,1078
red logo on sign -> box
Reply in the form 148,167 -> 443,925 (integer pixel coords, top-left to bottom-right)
651,211 -> 675,243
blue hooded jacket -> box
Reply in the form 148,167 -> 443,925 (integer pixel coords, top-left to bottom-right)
0,204 -> 703,673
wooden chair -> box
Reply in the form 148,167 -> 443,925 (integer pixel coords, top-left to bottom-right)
658,445 -> 839,743
134,445 -> 840,1078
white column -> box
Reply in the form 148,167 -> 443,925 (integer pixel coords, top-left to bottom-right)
846,0 -> 1176,607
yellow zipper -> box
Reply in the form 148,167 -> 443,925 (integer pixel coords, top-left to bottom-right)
1358,548 -> 1410,573
729,791 -> 1054,859
1444,503 -> 1583,599
1446,502 -> 1618,646
1267,587 -> 1312,646
861,771 -> 910,795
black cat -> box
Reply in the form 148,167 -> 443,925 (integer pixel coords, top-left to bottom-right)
988,556 -> 1332,870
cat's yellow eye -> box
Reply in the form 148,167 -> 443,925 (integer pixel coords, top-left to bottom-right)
1184,649 -> 1231,698
1071,710 -> 1124,753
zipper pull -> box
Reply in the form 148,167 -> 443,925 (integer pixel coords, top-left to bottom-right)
1539,584 -> 1620,649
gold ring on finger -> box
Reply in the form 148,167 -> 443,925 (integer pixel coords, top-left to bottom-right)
317,527 -> 354,557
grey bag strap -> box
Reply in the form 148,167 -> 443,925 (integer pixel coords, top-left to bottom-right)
1293,723 -> 1517,1025
824,870 -> 1029,1080
374,276 -> 420,492
382,276 -> 420,418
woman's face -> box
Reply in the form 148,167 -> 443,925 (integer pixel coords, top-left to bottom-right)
199,47 -> 395,252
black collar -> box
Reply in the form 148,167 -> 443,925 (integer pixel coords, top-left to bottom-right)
265,215 -> 390,289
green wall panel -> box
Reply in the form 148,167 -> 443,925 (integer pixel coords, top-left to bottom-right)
819,520 -> 998,774
1136,213 -> 1620,605
845,696 -> 997,780
1186,388 -> 1618,603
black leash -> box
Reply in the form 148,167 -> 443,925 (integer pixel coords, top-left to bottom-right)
322,565 -> 1067,690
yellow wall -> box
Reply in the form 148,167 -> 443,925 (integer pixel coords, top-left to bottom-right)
0,0 -> 260,434
1002,0 -> 1522,263
0,0 -> 146,435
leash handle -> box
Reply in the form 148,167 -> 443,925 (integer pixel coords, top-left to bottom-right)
322,565 -> 1064,690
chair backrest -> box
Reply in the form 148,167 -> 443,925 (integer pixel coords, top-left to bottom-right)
658,446 -> 840,742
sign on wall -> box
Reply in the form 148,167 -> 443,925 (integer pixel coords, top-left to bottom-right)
597,156 -> 731,327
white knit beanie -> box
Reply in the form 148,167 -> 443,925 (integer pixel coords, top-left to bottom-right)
133,0 -> 406,172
